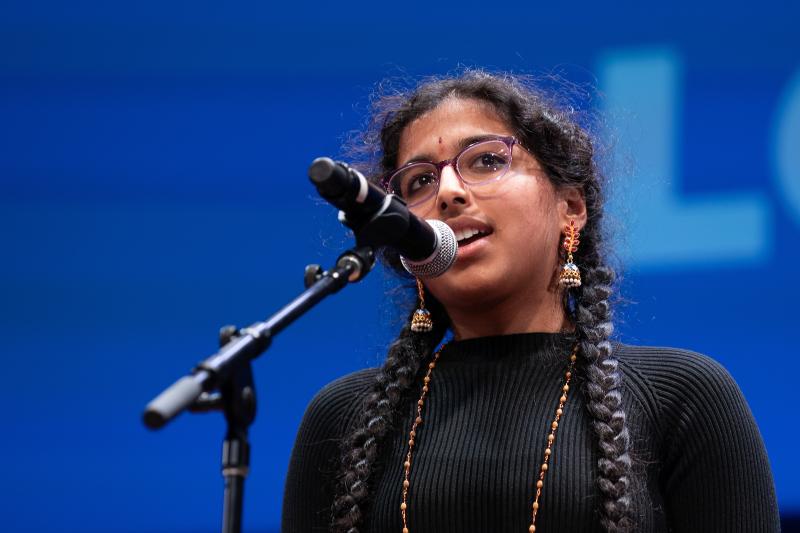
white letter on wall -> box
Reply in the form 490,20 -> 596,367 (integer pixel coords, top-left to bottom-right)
599,49 -> 770,270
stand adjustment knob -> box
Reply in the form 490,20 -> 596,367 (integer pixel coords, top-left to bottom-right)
304,264 -> 324,288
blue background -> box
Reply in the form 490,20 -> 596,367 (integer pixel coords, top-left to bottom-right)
1,1 -> 799,531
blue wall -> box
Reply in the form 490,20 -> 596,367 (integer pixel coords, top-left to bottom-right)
1,2 -> 798,531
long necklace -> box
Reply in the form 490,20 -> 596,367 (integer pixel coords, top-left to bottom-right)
400,342 -> 579,533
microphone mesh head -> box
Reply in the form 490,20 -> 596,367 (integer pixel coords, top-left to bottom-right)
400,219 -> 458,278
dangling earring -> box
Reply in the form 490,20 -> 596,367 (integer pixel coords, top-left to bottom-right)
558,220 -> 582,288
410,278 -> 433,332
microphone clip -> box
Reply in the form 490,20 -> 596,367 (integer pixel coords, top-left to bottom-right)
337,193 -> 412,252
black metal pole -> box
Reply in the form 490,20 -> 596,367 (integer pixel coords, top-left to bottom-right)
221,438 -> 247,533
217,327 -> 255,533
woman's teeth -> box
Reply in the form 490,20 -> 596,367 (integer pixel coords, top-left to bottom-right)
455,228 -> 489,243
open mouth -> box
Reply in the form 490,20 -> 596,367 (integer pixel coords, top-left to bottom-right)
456,229 -> 493,247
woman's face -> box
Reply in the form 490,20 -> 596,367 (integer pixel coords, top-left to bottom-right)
395,97 -> 586,312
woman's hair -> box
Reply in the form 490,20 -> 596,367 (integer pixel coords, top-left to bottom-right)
331,70 -> 634,532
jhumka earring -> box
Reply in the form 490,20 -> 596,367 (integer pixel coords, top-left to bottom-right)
410,278 -> 433,332
558,220 -> 582,288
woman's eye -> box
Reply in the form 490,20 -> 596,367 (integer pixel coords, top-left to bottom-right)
407,173 -> 437,194
470,152 -> 508,172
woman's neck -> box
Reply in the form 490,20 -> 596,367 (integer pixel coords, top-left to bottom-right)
446,288 -> 568,340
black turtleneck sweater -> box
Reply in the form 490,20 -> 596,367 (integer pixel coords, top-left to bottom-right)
282,333 -> 779,532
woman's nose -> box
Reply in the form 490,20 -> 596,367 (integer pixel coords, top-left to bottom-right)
437,163 -> 470,212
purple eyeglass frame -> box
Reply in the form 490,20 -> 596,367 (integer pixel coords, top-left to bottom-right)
380,135 -> 519,208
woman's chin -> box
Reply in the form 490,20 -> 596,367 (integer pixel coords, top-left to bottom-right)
427,269 -> 509,307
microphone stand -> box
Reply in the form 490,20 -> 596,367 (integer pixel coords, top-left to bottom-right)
142,167 -> 416,532
142,245 -> 374,533
188,324 -> 256,533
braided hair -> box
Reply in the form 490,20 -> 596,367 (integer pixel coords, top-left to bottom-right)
331,70 -> 634,532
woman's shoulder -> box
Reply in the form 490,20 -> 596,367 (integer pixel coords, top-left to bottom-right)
610,342 -> 754,443
283,367 -> 383,530
610,344 -> 779,529
612,342 -> 736,384
296,367 -> 381,441
311,366 -> 381,406
612,342 -> 742,398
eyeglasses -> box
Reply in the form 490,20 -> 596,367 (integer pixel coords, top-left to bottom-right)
381,135 -> 520,211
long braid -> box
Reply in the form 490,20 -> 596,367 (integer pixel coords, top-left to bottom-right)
557,110 -> 634,531
331,294 -> 448,533
573,261 -> 634,531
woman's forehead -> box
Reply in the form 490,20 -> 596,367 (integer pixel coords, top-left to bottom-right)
396,98 -> 513,164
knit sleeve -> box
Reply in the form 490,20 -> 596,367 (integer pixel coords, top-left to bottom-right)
281,368 -> 377,533
646,349 -> 780,532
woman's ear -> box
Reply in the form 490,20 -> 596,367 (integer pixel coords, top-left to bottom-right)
557,186 -> 587,231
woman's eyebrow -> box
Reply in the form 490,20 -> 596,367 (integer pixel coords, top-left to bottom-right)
402,134 -> 504,165
457,134 -> 500,150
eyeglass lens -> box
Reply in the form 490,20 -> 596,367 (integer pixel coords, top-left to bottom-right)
388,139 -> 513,208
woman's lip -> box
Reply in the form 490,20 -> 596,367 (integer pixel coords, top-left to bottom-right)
455,233 -> 491,263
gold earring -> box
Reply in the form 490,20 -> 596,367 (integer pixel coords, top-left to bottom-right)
558,220 -> 582,288
410,278 -> 433,332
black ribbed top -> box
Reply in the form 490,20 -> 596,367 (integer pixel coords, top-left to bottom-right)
282,333 -> 779,532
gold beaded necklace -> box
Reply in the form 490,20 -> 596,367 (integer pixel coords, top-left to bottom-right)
400,342 -> 579,533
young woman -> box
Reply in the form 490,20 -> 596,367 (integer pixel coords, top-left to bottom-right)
282,71 -> 779,532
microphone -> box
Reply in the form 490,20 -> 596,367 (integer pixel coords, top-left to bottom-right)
308,157 -> 457,278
